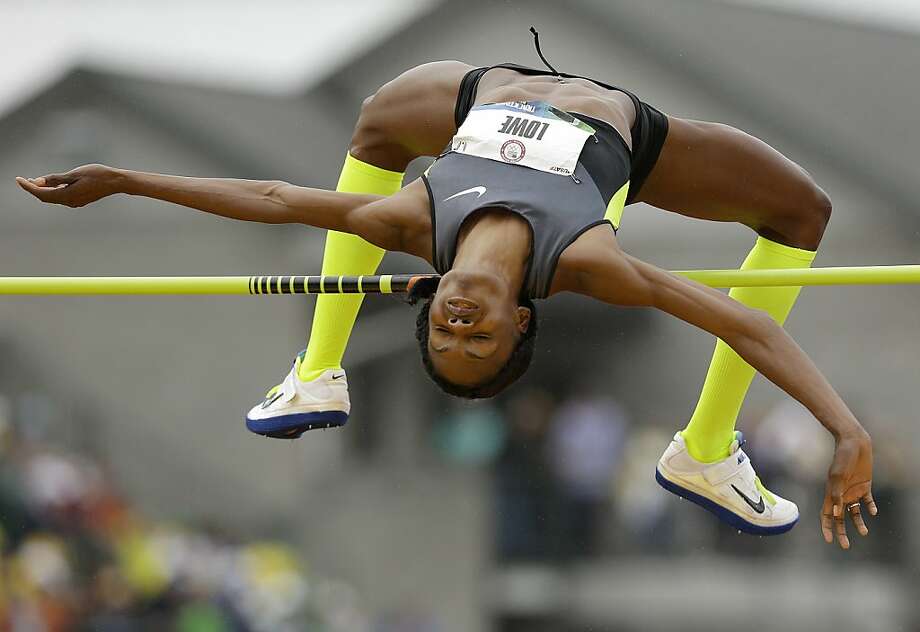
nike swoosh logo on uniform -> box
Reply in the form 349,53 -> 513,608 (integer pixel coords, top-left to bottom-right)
443,186 -> 486,202
331,374 -> 345,380
731,484 -> 766,514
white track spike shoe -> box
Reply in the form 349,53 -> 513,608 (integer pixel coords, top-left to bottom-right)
245,351 -> 350,439
656,431 -> 799,535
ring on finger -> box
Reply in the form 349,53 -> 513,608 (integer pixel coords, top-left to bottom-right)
848,502 -> 861,512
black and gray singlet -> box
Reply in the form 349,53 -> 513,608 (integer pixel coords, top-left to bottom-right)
422,99 -> 632,300
454,62 -> 669,203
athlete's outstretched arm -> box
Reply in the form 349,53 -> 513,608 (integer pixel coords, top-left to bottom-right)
576,250 -> 875,550
15,164 -> 422,253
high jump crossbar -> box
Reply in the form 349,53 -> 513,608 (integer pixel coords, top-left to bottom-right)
0,265 -> 918,295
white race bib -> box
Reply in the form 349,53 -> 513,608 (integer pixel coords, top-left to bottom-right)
450,101 -> 595,177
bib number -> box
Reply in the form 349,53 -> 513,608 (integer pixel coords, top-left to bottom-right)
450,101 -> 595,176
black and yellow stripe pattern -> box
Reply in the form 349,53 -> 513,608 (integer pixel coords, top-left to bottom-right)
247,274 -> 439,295
3,266 -> 919,295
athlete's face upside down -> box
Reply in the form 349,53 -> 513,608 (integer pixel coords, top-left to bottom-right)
418,268 -> 534,396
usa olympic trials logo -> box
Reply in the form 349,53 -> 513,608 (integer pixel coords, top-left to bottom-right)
500,139 -> 526,163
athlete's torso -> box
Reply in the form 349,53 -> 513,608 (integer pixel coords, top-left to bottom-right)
424,95 -> 631,298
368,61 -> 637,166
468,66 -> 636,149
375,62 -> 643,297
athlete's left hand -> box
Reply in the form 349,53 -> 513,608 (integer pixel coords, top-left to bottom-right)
15,164 -> 121,208
821,429 -> 876,550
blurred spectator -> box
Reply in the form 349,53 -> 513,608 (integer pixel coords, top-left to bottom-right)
614,426 -> 677,554
493,389 -> 557,562
547,395 -> 626,558
751,398 -> 834,484
849,428 -> 910,564
432,402 -> 507,466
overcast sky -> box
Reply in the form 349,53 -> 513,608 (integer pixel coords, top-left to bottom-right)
2,0 -> 917,117
726,0 -> 920,31
2,0 -> 437,115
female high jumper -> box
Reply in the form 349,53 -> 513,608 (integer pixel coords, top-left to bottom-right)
17,48 -> 875,549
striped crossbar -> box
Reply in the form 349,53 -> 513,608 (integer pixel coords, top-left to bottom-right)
1,266 -> 919,295
0,274 -> 436,295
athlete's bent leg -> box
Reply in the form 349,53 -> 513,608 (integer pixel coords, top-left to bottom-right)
639,118 -> 831,463
298,153 -> 405,382
683,237 -> 816,461
245,177 -> 436,439
639,119 -> 829,533
246,95 -> 410,437
298,79 -> 441,381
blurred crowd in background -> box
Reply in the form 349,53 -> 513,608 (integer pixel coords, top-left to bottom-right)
0,393 -> 368,632
435,388 -> 912,564
3,379 -> 912,631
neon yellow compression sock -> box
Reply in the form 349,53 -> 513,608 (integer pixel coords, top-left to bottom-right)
298,154 -> 404,382
681,236 -> 817,462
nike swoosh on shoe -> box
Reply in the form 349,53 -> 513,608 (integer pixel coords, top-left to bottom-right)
261,390 -> 284,409
731,484 -> 766,514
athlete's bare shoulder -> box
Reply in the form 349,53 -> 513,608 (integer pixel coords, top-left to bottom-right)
549,223 -> 624,296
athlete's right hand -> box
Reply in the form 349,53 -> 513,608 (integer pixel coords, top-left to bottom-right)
16,164 -> 121,208
821,429 -> 876,550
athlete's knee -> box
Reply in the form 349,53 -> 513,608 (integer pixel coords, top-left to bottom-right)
348,92 -> 410,171
785,183 -> 832,250
348,86 -> 411,172
808,184 -> 833,239
352,76 -> 408,142
349,92 -> 387,152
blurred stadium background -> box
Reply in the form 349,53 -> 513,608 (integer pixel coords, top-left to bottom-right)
1,0 -> 919,630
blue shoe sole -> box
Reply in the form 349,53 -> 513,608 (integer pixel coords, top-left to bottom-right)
655,468 -> 798,536
246,410 -> 349,440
